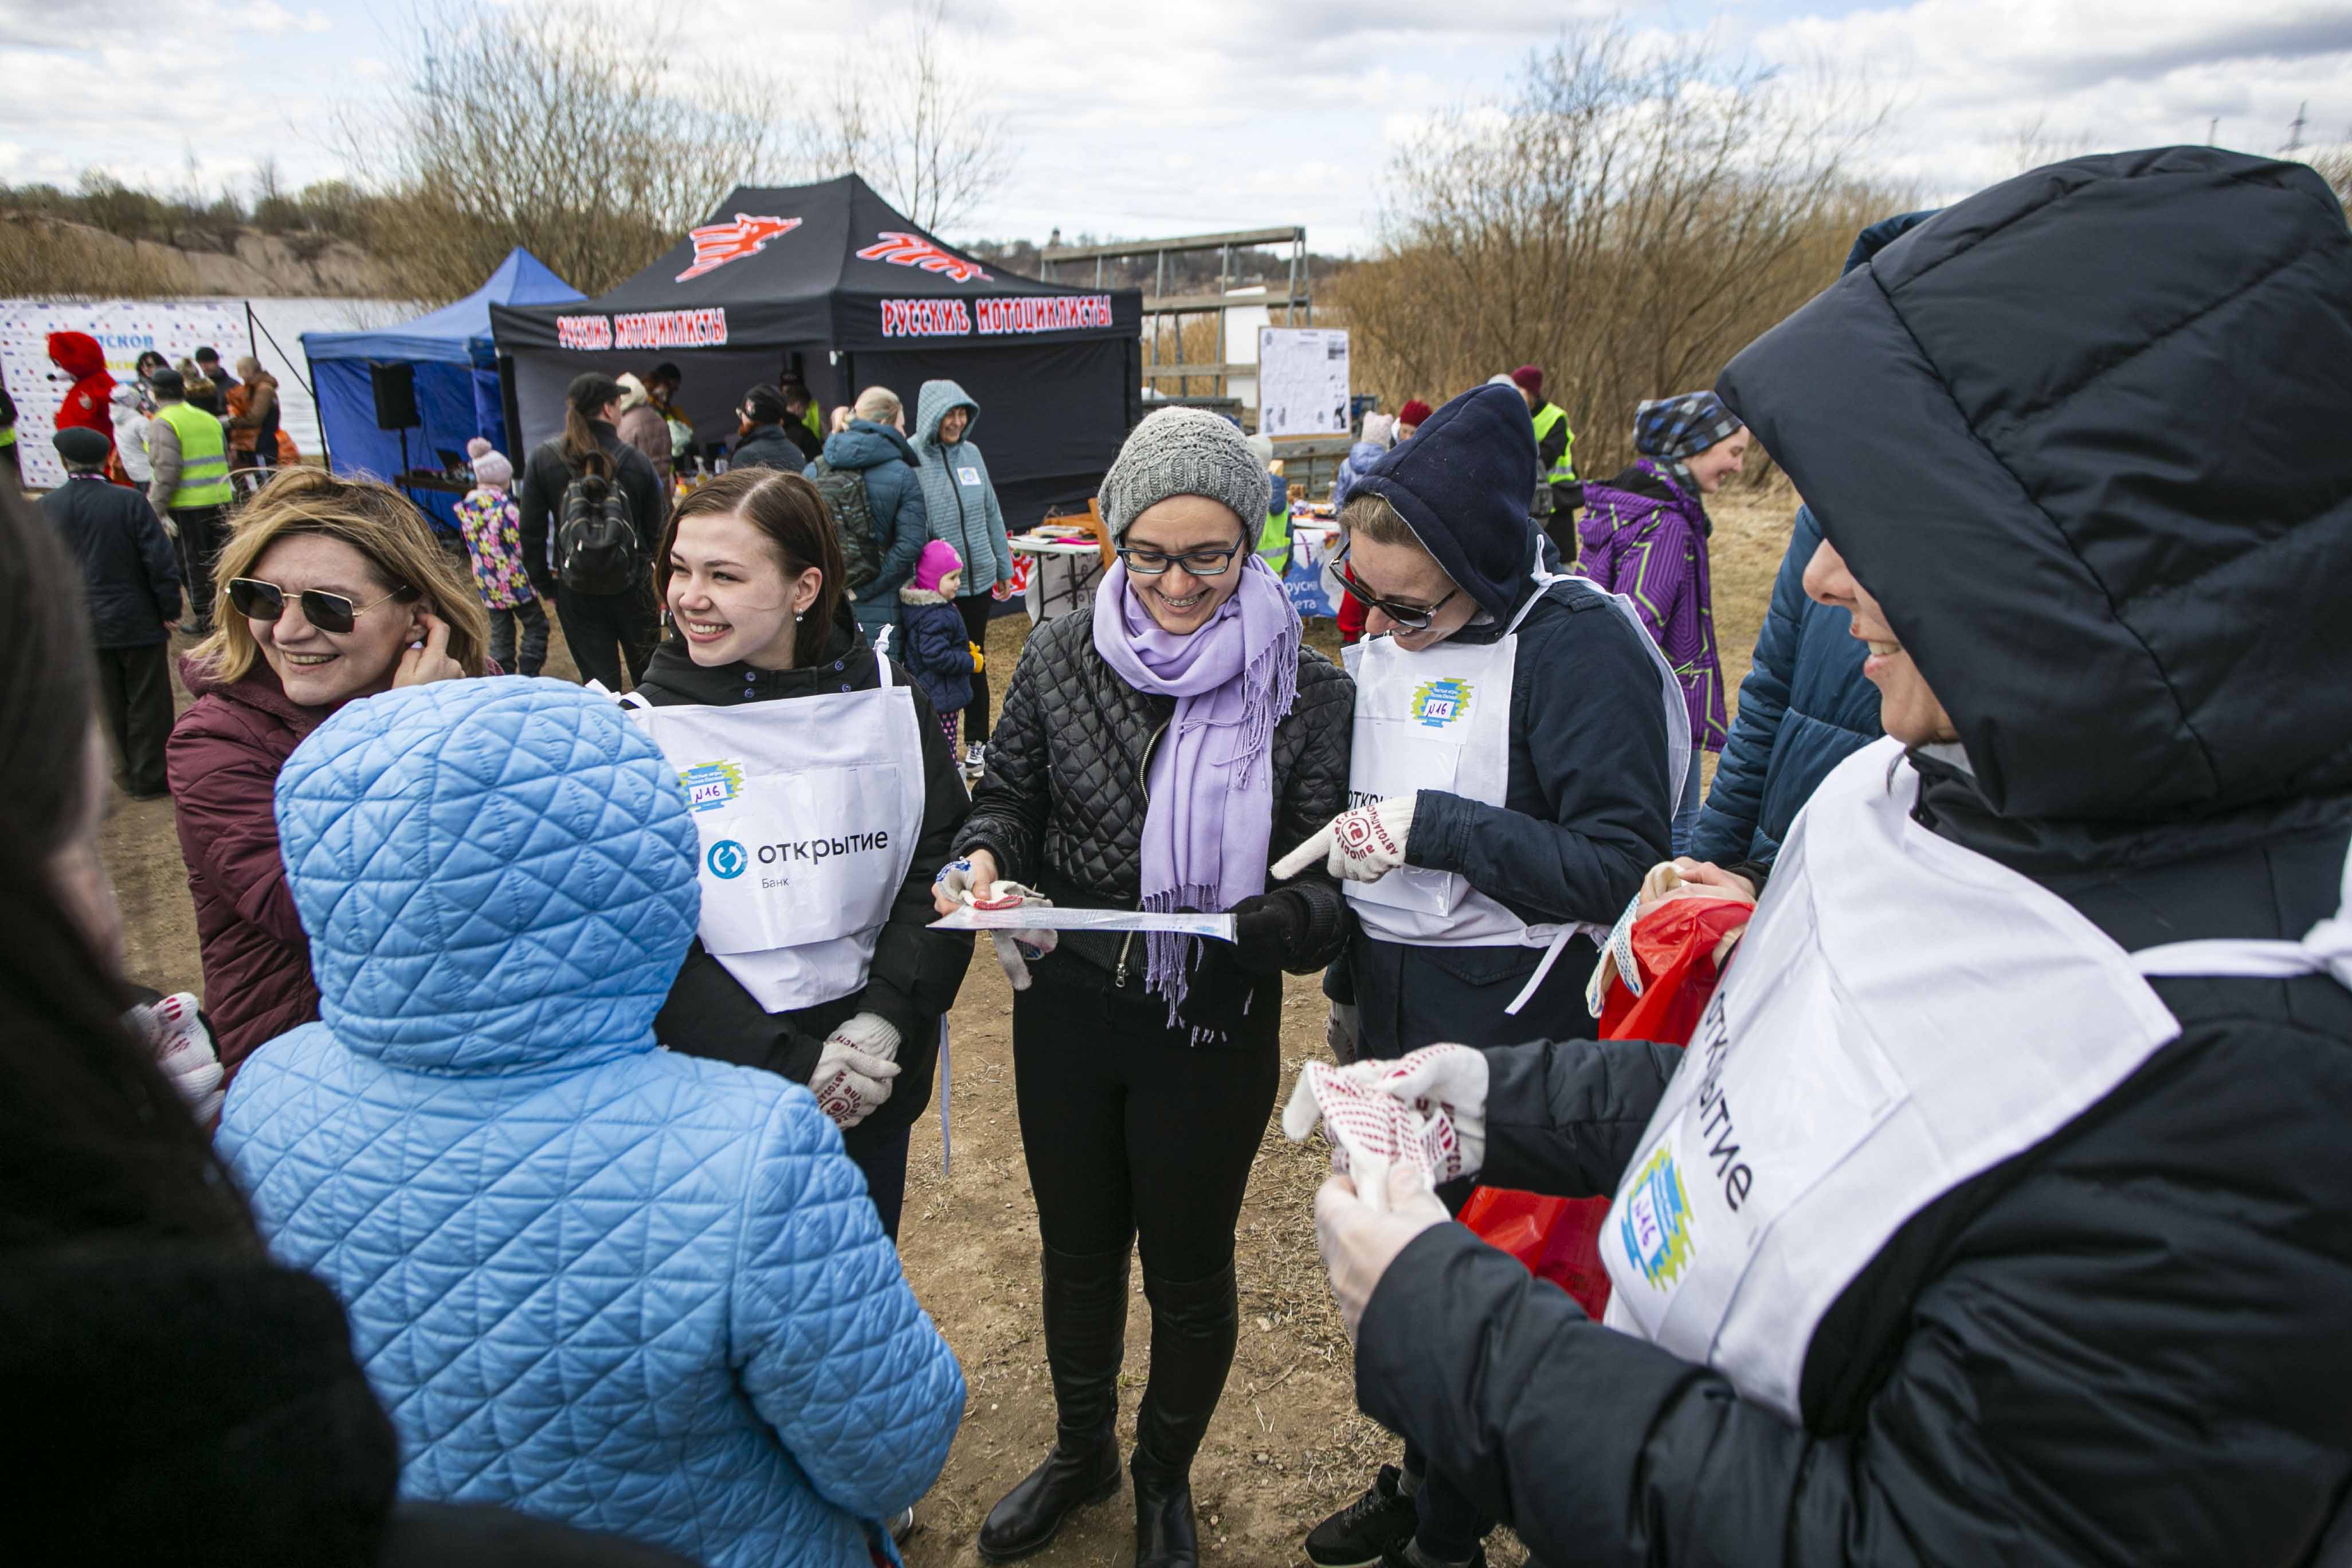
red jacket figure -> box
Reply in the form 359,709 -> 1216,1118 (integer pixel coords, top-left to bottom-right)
48,332 -> 116,452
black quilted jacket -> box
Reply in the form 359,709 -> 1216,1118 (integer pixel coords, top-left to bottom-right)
955,606 -> 1353,982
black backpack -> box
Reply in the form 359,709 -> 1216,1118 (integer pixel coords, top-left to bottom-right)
553,453 -> 641,597
806,458 -> 884,593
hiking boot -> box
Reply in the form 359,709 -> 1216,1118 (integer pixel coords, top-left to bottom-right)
1305,1465 -> 1419,1568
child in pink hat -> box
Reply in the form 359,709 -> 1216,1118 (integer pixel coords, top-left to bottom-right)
899,539 -> 981,752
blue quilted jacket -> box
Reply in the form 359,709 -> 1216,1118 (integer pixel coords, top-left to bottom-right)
218,677 -> 965,1568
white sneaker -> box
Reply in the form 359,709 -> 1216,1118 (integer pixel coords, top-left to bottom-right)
963,742 -> 986,774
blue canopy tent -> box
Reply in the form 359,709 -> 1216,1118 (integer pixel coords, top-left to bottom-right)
302,249 -> 582,530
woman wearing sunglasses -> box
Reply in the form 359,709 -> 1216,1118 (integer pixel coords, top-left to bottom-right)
1275,385 -> 1687,1568
937,408 -> 1351,1568
166,469 -> 488,1079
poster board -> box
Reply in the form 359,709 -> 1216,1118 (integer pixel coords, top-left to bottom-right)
1256,326 -> 1350,438
0,299 -> 249,489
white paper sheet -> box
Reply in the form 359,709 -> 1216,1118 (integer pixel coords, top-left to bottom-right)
928,907 -> 1236,942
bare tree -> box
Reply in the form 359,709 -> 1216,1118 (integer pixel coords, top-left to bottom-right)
342,1 -> 792,301
1332,26 -> 1908,481
802,0 -> 1014,234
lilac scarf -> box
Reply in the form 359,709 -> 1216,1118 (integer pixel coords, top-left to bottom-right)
1092,557 -> 1301,1025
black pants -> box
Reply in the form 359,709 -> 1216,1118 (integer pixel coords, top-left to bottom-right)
490,598 -> 550,677
555,582 -> 659,691
955,593 -> 994,742
848,1122 -> 912,1241
96,643 -> 174,794
171,505 -> 229,629
1012,960 -> 1280,1279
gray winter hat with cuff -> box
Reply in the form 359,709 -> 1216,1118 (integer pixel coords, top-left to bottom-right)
1100,407 -> 1268,543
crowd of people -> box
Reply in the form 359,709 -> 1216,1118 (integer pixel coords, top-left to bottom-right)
7,145 -> 2351,1568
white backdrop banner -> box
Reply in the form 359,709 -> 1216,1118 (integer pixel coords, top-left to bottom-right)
0,299 -> 248,489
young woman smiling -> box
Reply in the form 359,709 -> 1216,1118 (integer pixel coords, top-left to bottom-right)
167,469 -> 487,1077
629,467 -> 972,1242
940,409 -> 1352,1568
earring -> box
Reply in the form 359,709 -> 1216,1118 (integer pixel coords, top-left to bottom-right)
793,611 -> 804,623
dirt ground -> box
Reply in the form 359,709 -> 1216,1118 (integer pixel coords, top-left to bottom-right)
101,477 -> 1798,1567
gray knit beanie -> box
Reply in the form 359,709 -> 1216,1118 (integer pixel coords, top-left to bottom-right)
1100,408 -> 1269,543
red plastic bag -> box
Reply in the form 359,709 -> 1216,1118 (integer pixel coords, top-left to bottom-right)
1461,889 -> 1752,1317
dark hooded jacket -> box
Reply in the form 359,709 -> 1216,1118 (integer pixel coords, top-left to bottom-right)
1353,148 -> 2352,1568
808,419 -> 928,644
1688,213 -> 1935,865
1333,385 -> 1673,1053
640,607 -> 972,1151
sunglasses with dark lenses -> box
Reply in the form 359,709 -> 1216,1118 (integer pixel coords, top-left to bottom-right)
1116,540 -> 1252,578
1334,554 -> 1460,631
228,577 -> 411,635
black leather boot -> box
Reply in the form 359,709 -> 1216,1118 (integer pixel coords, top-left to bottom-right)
977,1240 -> 1132,1562
1130,1261 -> 1238,1568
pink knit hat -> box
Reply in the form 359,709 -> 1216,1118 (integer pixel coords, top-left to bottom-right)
913,538 -> 963,594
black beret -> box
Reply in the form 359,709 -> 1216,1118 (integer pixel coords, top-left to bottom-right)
53,426 -> 111,464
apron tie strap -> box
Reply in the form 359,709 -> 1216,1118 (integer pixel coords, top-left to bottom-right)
2133,846 -> 2352,993
1506,924 -> 1579,1016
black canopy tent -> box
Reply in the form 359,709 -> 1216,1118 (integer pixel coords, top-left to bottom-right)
489,174 -> 1144,528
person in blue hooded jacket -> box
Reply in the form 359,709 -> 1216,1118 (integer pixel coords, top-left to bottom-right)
1684,212 -> 1934,871
217,676 -> 965,1568
912,378 -> 1014,771
807,386 -> 930,652
1275,386 -> 1684,1568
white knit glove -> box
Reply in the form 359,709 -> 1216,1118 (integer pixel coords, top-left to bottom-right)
134,992 -> 223,1124
812,1012 -> 901,1128
1272,795 -> 1417,884
983,881 -> 1060,991
1282,1044 -> 1489,1208
933,858 -> 986,905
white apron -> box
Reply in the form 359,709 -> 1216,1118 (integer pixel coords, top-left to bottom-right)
621,650 -> 926,1013
1598,737 -> 2352,1425
1342,575 -> 1691,1014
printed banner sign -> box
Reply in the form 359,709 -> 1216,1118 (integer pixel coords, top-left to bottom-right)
554,308 -> 730,352
879,293 -> 1116,340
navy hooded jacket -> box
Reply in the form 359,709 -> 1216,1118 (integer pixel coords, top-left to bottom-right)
1687,213 -> 1934,868
1334,385 -> 1672,1053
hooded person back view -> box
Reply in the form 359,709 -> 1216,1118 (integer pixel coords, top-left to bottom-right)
1325,147 -> 2352,1568
217,677 -> 965,1568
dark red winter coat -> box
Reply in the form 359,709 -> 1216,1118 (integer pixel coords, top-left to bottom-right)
47,331 -> 115,451
166,656 -> 339,1075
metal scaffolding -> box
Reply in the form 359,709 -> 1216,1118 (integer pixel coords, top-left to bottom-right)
1039,225 -> 1309,401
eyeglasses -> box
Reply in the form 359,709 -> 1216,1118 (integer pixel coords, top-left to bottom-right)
1116,540 -> 1251,578
228,577 -> 410,635
1334,552 -> 1459,631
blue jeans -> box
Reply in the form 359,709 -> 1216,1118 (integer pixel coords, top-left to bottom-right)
1670,743 -> 1707,858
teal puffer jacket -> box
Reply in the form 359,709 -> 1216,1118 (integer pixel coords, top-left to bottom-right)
218,677 -> 964,1568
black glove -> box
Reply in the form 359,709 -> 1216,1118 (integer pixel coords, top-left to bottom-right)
1227,889 -> 1307,975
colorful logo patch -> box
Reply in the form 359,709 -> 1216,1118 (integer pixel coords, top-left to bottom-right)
679,760 -> 746,813
1410,677 -> 1472,728
706,840 -> 748,880
1619,1143 -> 1697,1291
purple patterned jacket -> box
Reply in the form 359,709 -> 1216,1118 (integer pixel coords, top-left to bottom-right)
1574,460 -> 1727,751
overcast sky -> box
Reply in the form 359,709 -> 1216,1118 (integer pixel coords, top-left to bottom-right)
4,0 -> 2347,256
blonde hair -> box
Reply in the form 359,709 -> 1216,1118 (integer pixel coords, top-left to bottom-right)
852,386 -> 902,424
189,469 -> 492,685
1337,492 -> 1424,552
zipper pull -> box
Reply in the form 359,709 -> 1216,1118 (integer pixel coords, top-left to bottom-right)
1115,930 -> 1134,987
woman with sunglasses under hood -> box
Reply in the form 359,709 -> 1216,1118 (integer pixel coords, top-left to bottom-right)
167,468 -> 488,1077
937,408 -> 1353,1568
1278,385 -> 1686,1568
1300,147 -> 2352,1568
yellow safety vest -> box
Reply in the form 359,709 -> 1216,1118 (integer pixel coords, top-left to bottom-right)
0,422 -> 15,449
158,401 -> 233,508
1256,506 -> 1291,572
1531,402 -> 1575,485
